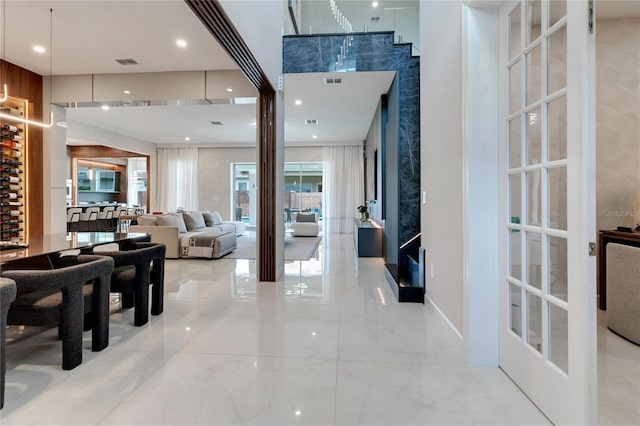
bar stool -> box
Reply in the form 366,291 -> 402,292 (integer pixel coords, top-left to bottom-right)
2,255 -> 114,370
97,206 -> 115,231
66,208 -> 82,232
79,207 -> 100,231
112,206 -> 126,230
1,278 -> 16,409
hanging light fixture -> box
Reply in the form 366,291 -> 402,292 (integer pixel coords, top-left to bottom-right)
0,4 -> 53,128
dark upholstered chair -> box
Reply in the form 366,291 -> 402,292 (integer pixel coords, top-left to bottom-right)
93,242 -> 166,326
1,255 -> 114,371
1,277 -> 16,409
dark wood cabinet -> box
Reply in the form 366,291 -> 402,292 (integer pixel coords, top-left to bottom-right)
353,219 -> 382,257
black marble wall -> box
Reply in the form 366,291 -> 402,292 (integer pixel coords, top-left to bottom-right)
283,31 -> 420,250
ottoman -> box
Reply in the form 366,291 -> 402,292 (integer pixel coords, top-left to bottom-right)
290,222 -> 319,237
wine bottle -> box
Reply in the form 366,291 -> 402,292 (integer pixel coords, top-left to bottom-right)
1,210 -> 22,216
2,149 -> 22,158
0,201 -> 22,207
0,167 -> 22,174
1,141 -> 23,149
1,125 -> 22,133
0,107 -> 23,116
1,133 -> 23,142
0,227 -> 23,234
0,218 -> 23,224
0,159 -> 22,166
0,176 -> 21,183
0,185 -> 21,191
0,193 -> 22,199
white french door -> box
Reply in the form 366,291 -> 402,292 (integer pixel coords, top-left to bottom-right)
499,0 -> 597,424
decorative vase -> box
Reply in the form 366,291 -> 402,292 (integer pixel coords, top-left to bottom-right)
359,212 -> 365,221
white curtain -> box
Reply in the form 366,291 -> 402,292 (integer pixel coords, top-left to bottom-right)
157,148 -> 199,212
323,145 -> 364,234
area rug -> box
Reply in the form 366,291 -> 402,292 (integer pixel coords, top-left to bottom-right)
225,232 -> 322,261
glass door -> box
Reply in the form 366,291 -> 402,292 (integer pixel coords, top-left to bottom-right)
499,0 -> 596,424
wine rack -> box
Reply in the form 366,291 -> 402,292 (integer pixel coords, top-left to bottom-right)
0,95 -> 26,243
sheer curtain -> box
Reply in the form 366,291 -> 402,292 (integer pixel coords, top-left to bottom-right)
323,145 -> 364,234
157,148 -> 199,212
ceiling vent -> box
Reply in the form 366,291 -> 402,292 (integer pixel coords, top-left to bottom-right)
324,77 -> 343,84
305,119 -> 318,125
210,121 -> 224,126
115,58 -> 139,65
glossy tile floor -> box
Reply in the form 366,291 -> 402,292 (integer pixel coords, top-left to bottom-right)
2,234 -> 554,425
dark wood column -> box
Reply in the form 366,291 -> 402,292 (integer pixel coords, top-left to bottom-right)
184,0 -> 277,281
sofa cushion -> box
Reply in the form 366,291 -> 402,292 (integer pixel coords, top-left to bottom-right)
203,211 -> 223,226
296,213 -> 317,223
183,211 -> 206,231
157,214 -> 188,234
137,215 -> 158,226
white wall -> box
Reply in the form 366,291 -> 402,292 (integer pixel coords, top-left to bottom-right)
420,0 -> 464,335
219,0 -> 286,280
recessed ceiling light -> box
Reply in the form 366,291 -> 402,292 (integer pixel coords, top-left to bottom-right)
295,99 -> 302,106
33,45 -> 46,54
184,137 -> 191,141
123,90 -> 131,94
312,135 -> 317,139
226,88 -> 233,92
101,105 -> 110,111
176,39 -> 187,48
372,1 -> 379,7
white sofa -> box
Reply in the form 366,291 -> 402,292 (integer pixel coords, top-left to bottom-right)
129,211 -> 242,259
290,212 -> 320,237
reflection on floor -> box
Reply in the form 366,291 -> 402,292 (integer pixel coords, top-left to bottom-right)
598,310 -> 640,425
0,234 -> 550,425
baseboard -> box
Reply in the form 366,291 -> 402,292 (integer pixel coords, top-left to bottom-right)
425,295 -> 464,340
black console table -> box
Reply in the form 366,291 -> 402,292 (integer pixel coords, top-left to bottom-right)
353,219 -> 382,257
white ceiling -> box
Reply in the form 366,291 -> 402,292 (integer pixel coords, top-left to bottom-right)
0,0 -> 394,147
2,0 -> 637,148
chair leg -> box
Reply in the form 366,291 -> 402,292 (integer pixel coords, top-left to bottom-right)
121,292 -> 134,309
1,308 -> 8,408
91,274 -> 111,352
150,259 -> 164,316
60,285 -> 84,370
134,285 -> 150,327
83,312 -> 92,332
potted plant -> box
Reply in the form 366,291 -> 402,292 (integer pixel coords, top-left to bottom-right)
357,205 -> 369,221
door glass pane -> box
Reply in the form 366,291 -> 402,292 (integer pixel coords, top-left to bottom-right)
526,44 -> 542,106
509,60 -> 522,115
549,236 -> 568,302
510,230 -> 522,280
527,170 -> 541,226
527,107 -> 542,165
548,167 -> 567,230
527,231 -> 542,289
509,117 -> 522,169
510,283 -> 523,337
527,0 -> 542,44
548,25 -> 567,94
549,303 -> 568,374
527,292 -> 543,353
509,3 -> 522,61
549,0 -> 566,28
510,173 -> 522,221
548,95 -> 567,161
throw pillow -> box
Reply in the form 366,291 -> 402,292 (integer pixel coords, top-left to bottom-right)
183,211 -> 206,231
157,214 -> 188,234
296,213 -> 316,223
136,215 -> 158,226
202,212 -> 215,227
211,211 -> 223,225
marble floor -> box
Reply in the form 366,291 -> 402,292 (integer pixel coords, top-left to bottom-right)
1,233 -> 626,425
